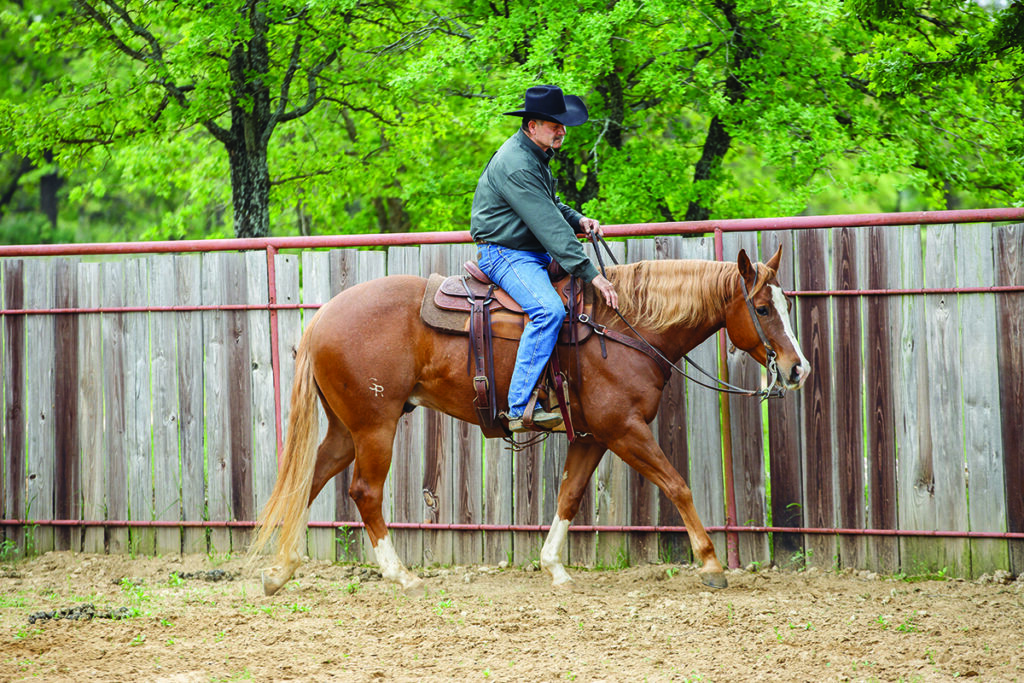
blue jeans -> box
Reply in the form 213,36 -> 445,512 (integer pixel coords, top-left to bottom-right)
477,244 -> 566,418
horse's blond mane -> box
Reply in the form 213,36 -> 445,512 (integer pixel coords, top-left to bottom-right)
604,259 -> 774,333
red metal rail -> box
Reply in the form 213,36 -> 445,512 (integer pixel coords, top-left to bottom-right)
2,206 -> 1023,550
3,518 -> 1024,541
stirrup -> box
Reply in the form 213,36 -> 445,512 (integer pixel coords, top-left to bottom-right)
507,409 -> 563,433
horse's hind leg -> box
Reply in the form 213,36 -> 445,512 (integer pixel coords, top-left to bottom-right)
541,441 -> 607,587
262,415 -> 355,596
348,426 -> 425,594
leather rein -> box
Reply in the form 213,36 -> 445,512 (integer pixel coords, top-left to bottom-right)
587,233 -> 786,400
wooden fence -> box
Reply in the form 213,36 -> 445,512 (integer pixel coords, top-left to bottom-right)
1,223 -> 1022,578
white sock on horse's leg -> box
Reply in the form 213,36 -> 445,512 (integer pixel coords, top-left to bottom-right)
540,515 -> 573,585
373,534 -> 424,591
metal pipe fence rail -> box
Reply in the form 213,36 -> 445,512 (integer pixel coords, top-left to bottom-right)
2,207 -> 1023,578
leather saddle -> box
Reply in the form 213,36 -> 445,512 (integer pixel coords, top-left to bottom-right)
427,262 -> 596,344
421,262 -> 596,440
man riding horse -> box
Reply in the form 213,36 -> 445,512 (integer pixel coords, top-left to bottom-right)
471,85 -> 619,433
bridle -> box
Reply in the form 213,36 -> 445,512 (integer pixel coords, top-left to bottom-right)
587,233 -> 786,400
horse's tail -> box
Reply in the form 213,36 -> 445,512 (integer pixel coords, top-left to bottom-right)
247,308 -> 325,564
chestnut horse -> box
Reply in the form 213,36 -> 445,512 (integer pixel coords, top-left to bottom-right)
249,246 -> 809,595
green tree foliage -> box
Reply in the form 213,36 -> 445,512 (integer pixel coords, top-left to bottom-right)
0,0 -> 1021,243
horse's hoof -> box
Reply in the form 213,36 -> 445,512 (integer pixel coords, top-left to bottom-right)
699,571 -> 728,589
262,571 -> 286,596
402,577 -> 427,598
552,578 -> 579,592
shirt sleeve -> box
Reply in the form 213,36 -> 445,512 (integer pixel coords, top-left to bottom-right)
501,169 -> 600,282
557,199 -> 583,230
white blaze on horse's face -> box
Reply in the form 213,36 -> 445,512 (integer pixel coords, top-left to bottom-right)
770,284 -> 810,389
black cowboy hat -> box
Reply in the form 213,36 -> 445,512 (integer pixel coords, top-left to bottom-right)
504,85 -> 589,127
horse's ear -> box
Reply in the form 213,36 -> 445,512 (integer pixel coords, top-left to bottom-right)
737,249 -> 755,281
766,244 -> 782,272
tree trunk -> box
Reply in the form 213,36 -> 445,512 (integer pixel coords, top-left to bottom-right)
685,0 -> 752,222
40,150 -> 61,228
226,27 -> 273,239
374,195 -> 411,233
0,157 -> 32,220
228,138 -> 272,238
686,116 -> 732,222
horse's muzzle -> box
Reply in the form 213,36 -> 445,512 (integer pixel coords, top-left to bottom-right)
785,362 -> 811,390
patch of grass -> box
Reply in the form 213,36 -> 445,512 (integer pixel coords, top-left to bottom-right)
789,547 -> 813,570
895,612 -> 920,633
334,526 -> 359,563
13,625 -> 44,640
119,577 -> 152,605
0,538 -> 18,561
0,592 -> 28,609
892,567 -> 950,583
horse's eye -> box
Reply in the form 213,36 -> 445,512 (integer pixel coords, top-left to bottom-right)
756,306 -> 770,317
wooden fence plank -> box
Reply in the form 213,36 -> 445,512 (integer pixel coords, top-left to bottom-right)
54,259 -> 81,551
722,232 -> 769,568
202,253 -> 232,554
994,224 -> 1024,574
514,438 -> 544,566
24,259 -> 56,554
893,224 -> 935,574
124,258 -> 154,555
327,250 -> 366,563
922,224 -> 970,577
763,229 -> 805,568
150,257 -> 181,555
865,227 -> 898,574
301,250 -> 335,561
833,227 -> 866,571
955,224 -> 1008,577
484,435 -> 514,566
102,260 -> 129,554
247,251 -> 277,540
3,260 -> 25,551
77,263 -> 105,554
796,229 -> 836,570
677,235 -> 726,567
175,254 -> 206,554
454,417 -> 483,566
225,254 -> 255,552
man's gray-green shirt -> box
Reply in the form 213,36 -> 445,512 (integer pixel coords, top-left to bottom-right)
470,129 -> 600,283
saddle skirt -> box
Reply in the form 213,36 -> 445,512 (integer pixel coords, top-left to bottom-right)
421,262 -> 594,344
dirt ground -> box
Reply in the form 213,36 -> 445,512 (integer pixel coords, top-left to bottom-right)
0,552 -> 1022,682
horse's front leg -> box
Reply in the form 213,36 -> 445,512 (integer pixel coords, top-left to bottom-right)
540,441 -> 607,587
606,420 -> 727,589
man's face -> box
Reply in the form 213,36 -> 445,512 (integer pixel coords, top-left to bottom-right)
529,119 -> 567,151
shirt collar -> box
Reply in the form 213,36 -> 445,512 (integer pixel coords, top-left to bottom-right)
514,128 -> 554,165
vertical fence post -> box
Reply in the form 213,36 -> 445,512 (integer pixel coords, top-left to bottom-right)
266,245 -> 284,463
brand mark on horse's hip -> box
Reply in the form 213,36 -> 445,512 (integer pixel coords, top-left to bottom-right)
369,378 -> 384,398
